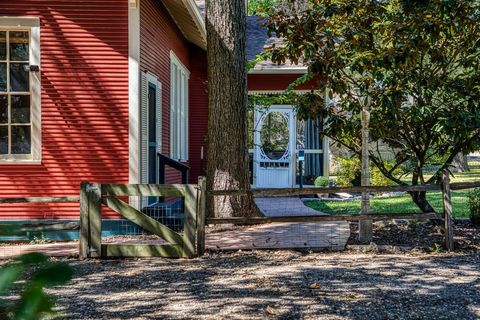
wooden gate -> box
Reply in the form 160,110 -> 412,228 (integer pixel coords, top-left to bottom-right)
79,178 -> 206,259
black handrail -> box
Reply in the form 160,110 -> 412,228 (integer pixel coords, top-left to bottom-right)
157,153 -> 190,184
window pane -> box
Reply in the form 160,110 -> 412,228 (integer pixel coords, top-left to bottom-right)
0,95 -> 7,123
11,95 -> 30,123
9,31 -> 29,61
11,125 -> 31,154
0,63 -> 6,92
10,63 -> 29,92
0,31 -> 6,60
0,126 -> 7,154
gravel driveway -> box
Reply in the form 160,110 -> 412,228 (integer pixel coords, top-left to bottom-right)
47,250 -> 480,320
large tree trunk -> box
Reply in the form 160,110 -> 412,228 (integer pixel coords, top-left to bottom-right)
206,0 -> 258,218
452,152 -> 470,172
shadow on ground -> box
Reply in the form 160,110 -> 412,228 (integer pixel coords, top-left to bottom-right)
47,250 -> 480,319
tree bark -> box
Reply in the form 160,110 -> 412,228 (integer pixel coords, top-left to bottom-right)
452,152 -> 470,172
206,0 -> 258,218
410,191 -> 436,213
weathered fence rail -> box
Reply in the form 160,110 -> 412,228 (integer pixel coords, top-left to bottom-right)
0,197 -> 80,233
0,196 -> 80,204
208,181 -> 480,197
208,184 -> 442,196
206,213 -> 439,225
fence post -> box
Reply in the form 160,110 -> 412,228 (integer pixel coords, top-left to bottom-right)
183,184 -> 197,258
196,176 -> 207,256
441,170 -> 454,251
79,182 -> 89,259
88,183 -> 102,258
358,106 -> 373,243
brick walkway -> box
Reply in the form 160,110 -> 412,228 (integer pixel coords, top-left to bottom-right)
254,197 -> 330,217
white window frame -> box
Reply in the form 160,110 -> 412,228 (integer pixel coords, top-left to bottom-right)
0,17 -> 41,164
169,51 -> 189,161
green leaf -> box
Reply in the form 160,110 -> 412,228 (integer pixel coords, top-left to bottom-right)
17,253 -> 49,266
14,287 -> 55,320
0,265 -> 23,292
32,263 -> 73,288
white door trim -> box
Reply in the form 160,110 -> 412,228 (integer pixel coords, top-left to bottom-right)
128,0 -> 140,184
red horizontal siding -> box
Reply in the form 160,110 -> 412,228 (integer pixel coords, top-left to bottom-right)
0,0 -> 129,219
140,0 -> 190,184
188,46 -> 208,183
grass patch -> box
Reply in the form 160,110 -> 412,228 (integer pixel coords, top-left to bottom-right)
307,168 -> 480,218
306,190 -> 469,217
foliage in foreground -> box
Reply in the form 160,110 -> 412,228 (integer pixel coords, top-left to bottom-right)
0,252 -> 73,320
262,0 -> 480,213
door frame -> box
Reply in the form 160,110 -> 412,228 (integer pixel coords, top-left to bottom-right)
141,72 -> 162,185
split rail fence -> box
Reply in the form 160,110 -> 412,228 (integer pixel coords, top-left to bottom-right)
0,171 -> 478,257
204,170 -> 479,252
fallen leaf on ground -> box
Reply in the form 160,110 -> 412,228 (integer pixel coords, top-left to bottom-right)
309,283 -> 320,289
265,305 -> 278,315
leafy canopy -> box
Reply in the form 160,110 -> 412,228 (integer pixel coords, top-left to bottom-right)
262,0 -> 480,188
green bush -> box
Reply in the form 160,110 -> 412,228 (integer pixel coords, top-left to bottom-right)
314,176 -> 330,187
334,157 -> 361,187
467,188 -> 480,225
335,157 -> 402,187
371,161 -> 403,186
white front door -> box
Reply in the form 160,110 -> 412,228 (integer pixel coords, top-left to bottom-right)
253,106 -> 296,188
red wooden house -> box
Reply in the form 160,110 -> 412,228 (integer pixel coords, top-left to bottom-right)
0,0 -> 327,237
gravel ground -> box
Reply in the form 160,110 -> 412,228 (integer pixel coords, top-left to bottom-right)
348,220 -> 480,252
44,250 -> 480,320
1,221 -> 478,319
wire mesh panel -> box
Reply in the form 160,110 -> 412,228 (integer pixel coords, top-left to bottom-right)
207,193 -> 350,251
101,195 -> 185,244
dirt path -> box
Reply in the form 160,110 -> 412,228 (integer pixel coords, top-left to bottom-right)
47,250 -> 480,320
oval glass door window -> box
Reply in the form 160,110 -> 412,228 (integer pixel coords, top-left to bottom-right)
260,112 -> 289,160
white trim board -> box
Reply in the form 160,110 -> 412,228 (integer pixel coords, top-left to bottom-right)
128,1 -> 140,184
248,67 -> 307,75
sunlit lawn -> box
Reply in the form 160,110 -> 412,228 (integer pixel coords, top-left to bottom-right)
306,168 -> 480,218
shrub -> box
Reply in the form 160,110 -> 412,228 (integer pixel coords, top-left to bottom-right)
334,157 -> 403,187
334,157 -> 361,187
467,188 -> 480,225
371,161 -> 403,186
314,176 -> 329,187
